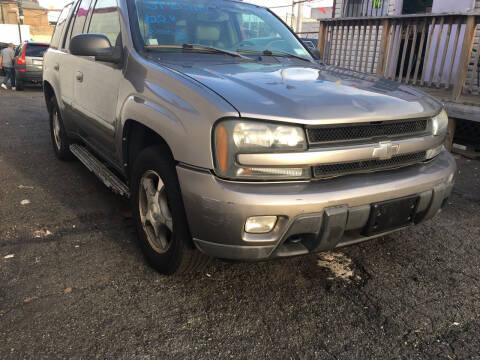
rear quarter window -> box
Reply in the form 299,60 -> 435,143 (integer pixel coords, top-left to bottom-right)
26,45 -> 49,57
50,3 -> 74,49
65,0 -> 93,49
14,45 -> 23,56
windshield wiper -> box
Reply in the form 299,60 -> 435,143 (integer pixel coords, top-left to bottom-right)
237,48 -> 314,63
182,44 -> 253,60
266,50 -> 315,63
144,43 -> 253,61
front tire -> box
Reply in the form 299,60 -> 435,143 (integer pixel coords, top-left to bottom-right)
49,96 -> 73,161
131,145 -> 210,275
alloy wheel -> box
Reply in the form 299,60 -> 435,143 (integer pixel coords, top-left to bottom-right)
52,110 -> 61,150
138,170 -> 173,254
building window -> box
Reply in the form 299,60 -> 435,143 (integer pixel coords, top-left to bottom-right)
402,0 -> 433,14
343,0 -> 388,17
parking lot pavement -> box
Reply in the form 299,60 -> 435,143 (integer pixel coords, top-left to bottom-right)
1,88 -> 480,359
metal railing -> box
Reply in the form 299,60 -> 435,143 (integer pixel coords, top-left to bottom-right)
317,13 -> 480,100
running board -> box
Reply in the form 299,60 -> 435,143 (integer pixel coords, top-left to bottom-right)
69,144 -> 130,198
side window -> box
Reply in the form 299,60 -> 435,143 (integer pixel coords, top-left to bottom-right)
70,0 -> 92,40
50,3 -> 73,49
88,0 -> 121,46
61,0 -> 81,50
14,45 -> 23,57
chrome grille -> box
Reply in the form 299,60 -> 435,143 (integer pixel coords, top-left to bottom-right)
307,119 -> 429,145
313,151 -> 427,178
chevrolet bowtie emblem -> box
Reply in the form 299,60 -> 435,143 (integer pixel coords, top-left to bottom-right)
372,141 -> 400,160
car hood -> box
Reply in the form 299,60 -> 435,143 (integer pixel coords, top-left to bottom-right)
165,61 -> 442,124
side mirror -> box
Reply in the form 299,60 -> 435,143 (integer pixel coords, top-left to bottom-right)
70,34 -> 121,64
310,48 -> 321,60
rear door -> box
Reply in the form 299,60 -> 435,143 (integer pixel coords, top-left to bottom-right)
52,0 -> 91,135
71,0 -> 123,158
44,1 -> 76,131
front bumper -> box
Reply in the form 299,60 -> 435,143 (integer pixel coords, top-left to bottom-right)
177,150 -> 456,261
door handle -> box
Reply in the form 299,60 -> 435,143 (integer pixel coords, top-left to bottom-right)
75,71 -> 83,82
54,63 -> 59,71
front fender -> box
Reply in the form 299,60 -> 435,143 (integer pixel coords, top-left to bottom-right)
118,92 -> 233,169
120,94 -> 189,158
117,54 -> 239,170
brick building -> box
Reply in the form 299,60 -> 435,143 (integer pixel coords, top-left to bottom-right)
0,0 -> 55,42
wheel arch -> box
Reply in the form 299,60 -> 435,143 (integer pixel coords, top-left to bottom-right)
43,80 -> 56,113
122,120 -> 175,182
118,94 -> 216,174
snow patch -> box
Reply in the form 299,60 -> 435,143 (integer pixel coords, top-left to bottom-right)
317,252 -> 359,281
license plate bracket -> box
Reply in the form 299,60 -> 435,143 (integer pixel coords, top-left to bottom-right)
364,195 -> 419,236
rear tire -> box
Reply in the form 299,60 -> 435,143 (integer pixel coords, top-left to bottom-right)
15,76 -> 24,91
131,145 -> 211,275
49,96 -> 73,161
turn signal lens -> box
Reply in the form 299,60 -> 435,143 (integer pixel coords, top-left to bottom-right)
426,145 -> 444,159
245,216 -> 278,234
236,167 -> 310,179
17,45 -> 26,65
215,124 -> 228,172
17,56 -> 26,65
432,109 -> 448,137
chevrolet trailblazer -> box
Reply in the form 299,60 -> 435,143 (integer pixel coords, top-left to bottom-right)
43,0 -> 456,274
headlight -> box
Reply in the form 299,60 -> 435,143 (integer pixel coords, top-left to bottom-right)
232,122 -> 306,150
432,109 -> 448,137
214,120 -> 309,180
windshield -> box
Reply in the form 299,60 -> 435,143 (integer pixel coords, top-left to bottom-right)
131,0 -> 312,59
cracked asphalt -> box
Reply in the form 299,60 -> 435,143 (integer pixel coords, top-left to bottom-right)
1,88 -> 480,359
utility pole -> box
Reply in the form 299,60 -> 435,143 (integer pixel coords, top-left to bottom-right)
1,0 -> 6,24
290,0 -> 311,32
17,0 -> 23,24
16,0 -> 23,43
291,0 -> 295,29
296,1 -> 304,34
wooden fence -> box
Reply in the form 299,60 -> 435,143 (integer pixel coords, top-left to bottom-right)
317,14 -> 480,100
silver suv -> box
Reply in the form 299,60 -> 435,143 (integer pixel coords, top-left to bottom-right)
43,0 -> 456,274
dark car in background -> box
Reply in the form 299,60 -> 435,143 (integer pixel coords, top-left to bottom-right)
300,38 -> 318,51
14,41 -> 49,90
